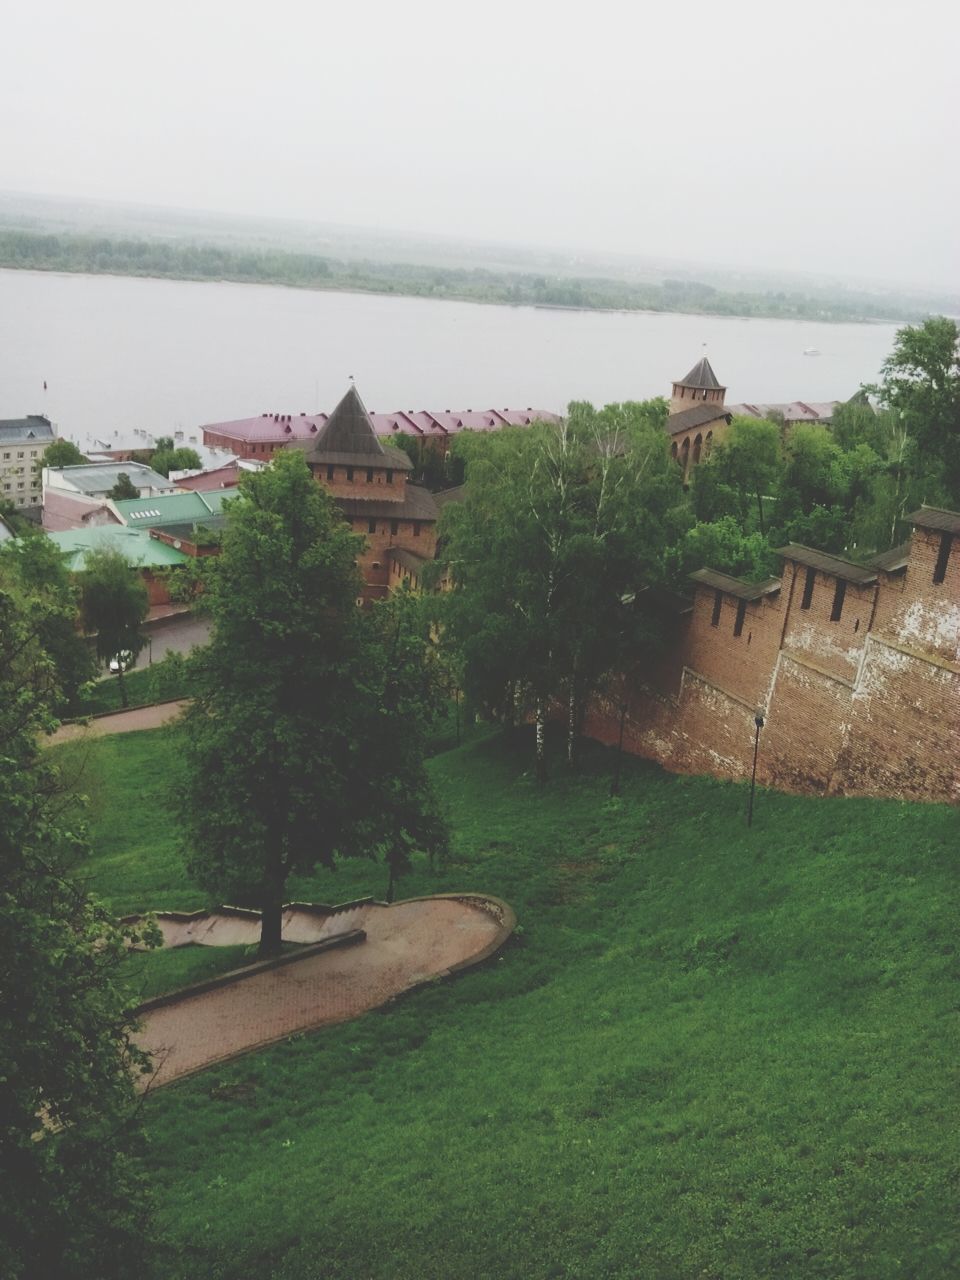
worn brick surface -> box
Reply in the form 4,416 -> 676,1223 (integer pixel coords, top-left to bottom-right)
584,527 -> 960,802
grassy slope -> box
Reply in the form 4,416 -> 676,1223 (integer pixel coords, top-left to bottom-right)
65,726 -> 958,1279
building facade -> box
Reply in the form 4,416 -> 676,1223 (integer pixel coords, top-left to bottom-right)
298,385 -> 440,602
0,415 -> 56,509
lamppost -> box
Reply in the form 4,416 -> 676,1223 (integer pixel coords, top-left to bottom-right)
747,712 -> 764,827
610,700 -> 629,797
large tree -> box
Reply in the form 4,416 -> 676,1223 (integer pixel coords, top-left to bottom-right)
79,548 -> 148,706
440,402 -> 678,777
0,534 -> 95,712
0,573 -> 155,1279
40,438 -> 87,468
871,316 -> 960,502
179,449 -> 446,956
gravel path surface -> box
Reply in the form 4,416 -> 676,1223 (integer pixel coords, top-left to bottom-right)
48,700 -> 188,744
137,896 -> 513,1089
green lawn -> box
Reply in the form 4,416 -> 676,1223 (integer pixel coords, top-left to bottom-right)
63,725 -> 959,1279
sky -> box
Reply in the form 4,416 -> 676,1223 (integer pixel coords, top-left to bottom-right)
2,0 -> 958,292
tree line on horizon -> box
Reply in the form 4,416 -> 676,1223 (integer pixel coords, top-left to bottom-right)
0,226 -> 932,324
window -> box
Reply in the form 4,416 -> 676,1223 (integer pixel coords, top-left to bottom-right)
17,481 -> 24,489
2,452 -> 8,459
933,532 -> 952,584
711,590 -> 723,627
830,578 -> 846,622
734,599 -> 747,636
367,518 -> 377,534
386,469 -> 393,485
3,482 -> 9,491
366,467 -> 374,482
327,464 -> 334,481
800,566 -> 815,609
346,467 -> 354,481
391,519 -> 399,536
413,520 -> 421,537
16,451 -> 24,459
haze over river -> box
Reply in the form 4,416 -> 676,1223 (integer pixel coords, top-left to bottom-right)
1,269 -> 900,445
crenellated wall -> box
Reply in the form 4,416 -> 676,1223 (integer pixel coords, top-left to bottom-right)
583,514 -> 960,804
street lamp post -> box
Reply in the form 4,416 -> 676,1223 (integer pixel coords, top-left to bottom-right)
747,712 -> 764,827
610,700 -> 629,797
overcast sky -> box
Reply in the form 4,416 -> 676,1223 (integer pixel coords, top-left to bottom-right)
3,0 -> 957,291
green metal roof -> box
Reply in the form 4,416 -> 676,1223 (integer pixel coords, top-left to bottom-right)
43,526 -> 190,571
112,488 -> 232,529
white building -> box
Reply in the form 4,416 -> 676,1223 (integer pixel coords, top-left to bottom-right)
0,415 -> 56,508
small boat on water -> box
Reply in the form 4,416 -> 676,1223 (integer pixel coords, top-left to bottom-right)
803,347 -> 821,356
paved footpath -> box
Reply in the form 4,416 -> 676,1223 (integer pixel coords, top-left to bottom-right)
48,700 -> 189,745
137,896 -> 512,1090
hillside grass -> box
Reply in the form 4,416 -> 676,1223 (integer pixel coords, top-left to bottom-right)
62,725 -> 959,1279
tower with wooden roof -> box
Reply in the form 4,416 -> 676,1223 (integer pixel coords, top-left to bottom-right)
300,384 -> 439,602
670,356 -> 727,416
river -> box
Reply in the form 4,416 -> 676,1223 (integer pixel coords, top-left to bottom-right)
0,269 -> 899,447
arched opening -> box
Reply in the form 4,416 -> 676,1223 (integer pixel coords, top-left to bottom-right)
680,437 -> 690,471
671,440 -> 679,461
705,430 -> 713,457
693,434 -> 703,464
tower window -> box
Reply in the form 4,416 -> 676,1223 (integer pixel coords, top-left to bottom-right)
933,532 -> 952,584
367,519 -> 377,534
413,521 -> 421,537
830,579 -> 847,622
386,469 -> 394,484
711,590 -> 723,627
346,467 -> 354,481
391,519 -> 399,535
733,599 -> 747,636
366,467 -> 374,482
800,566 -> 815,610
326,464 -> 334,481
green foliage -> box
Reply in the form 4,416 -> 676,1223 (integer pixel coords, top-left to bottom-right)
665,516 -> 781,581
79,547 -> 149,707
439,405 -> 679,774
150,446 -> 202,477
108,471 -> 140,500
871,316 -> 960,502
179,450 -> 446,952
0,534 -> 95,711
40,438 -> 87,468
0,573 -> 156,1278
65,724 -> 960,1280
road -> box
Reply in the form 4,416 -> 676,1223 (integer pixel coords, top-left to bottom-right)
93,612 -> 212,678
48,700 -> 190,745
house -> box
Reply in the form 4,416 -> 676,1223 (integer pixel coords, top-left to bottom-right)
725,400 -> 841,427
38,526 -> 191,607
1,415 -> 57,510
296,385 -> 440,602
43,460 -> 178,502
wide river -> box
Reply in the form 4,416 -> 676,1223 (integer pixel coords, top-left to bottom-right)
0,269 -> 900,447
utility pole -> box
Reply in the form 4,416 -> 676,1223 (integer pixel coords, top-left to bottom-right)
610,700 -> 629,797
747,713 -> 764,826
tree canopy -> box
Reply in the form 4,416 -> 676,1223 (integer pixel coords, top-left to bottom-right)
79,548 -> 148,705
439,402 -> 679,775
179,449 -> 446,954
150,446 -> 202,477
0,560 -> 155,1279
40,438 -> 87,468
108,472 -> 140,501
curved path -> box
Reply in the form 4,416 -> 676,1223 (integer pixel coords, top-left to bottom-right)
48,699 -> 189,745
135,895 -> 514,1090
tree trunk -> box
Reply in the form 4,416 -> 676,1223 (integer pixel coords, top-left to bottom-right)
117,666 -> 128,709
386,860 -> 396,904
535,698 -> 547,786
566,682 -> 578,769
756,488 -> 766,535
258,853 -> 286,958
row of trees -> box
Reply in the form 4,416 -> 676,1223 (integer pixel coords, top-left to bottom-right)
432,317 -> 960,776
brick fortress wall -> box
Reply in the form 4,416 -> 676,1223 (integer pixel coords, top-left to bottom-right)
582,517 -> 960,803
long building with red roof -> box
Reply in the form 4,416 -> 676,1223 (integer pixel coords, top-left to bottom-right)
202,404 -> 561,460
